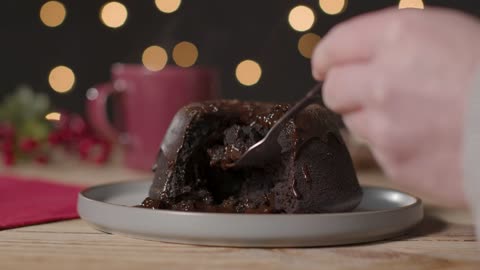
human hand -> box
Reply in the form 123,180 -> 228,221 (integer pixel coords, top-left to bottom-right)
311,8 -> 480,207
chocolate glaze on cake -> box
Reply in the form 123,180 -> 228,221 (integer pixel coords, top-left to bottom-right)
141,100 -> 362,213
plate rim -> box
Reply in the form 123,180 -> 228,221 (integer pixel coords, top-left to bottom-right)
78,179 -> 423,217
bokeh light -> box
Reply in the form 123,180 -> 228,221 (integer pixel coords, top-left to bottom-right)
155,0 -> 182,13
142,45 -> 168,71
319,0 -> 347,15
45,112 -> 61,121
398,0 -> 424,9
86,88 -> 99,100
298,33 -> 321,59
49,66 -> 75,93
173,41 -> 198,68
40,1 -> 66,27
288,5 -> 315,32
236,60 -> 262,86
100,2 -> 128,28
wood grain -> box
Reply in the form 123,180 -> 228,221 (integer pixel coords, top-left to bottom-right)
1,161 -> 479,270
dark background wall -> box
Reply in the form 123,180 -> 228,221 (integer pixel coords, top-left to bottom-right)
1,1 -> 479,115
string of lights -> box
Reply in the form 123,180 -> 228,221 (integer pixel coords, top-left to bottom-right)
38,0 -> 424,95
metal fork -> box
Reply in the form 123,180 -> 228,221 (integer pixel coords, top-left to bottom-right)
225,83 -> 323,169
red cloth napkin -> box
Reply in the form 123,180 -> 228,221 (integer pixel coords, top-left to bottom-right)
0,175 -> 84,230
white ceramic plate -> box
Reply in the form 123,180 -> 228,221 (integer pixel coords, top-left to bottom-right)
78,180 -> 423,247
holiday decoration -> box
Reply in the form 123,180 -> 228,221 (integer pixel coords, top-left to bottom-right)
0,86 -> 112,166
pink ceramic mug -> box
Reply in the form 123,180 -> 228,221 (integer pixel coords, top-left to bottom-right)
86,64 -> 218,171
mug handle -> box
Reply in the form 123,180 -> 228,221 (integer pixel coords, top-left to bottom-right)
86,83 -> 121,141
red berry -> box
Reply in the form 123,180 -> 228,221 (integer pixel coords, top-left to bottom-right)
78,137 -> 94,159
2,151 -> 15,166
1,138 -> 15,153
51,128 -> 73,151
94,144 -> 112,164
69,114 -> 88,137
19,138 -> 39,153
48,132 -> 63,145
34,155 -> 49,164
94,153 -> 109,164
77,137 -> 112,164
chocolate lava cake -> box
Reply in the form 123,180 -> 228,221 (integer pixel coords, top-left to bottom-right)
140,100 -> 362,213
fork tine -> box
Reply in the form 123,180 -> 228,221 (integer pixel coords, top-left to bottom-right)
225,83 -> 324,169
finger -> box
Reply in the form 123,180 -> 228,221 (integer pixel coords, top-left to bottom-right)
311,7 -> 398,80
342,110 -> 374,144
323,64 -> 373,114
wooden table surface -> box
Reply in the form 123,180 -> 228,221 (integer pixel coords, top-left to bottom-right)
1,158 -> 479,270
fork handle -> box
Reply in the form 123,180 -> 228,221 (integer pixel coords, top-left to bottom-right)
262,83 -> 323,142
277,82 -> 323,124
